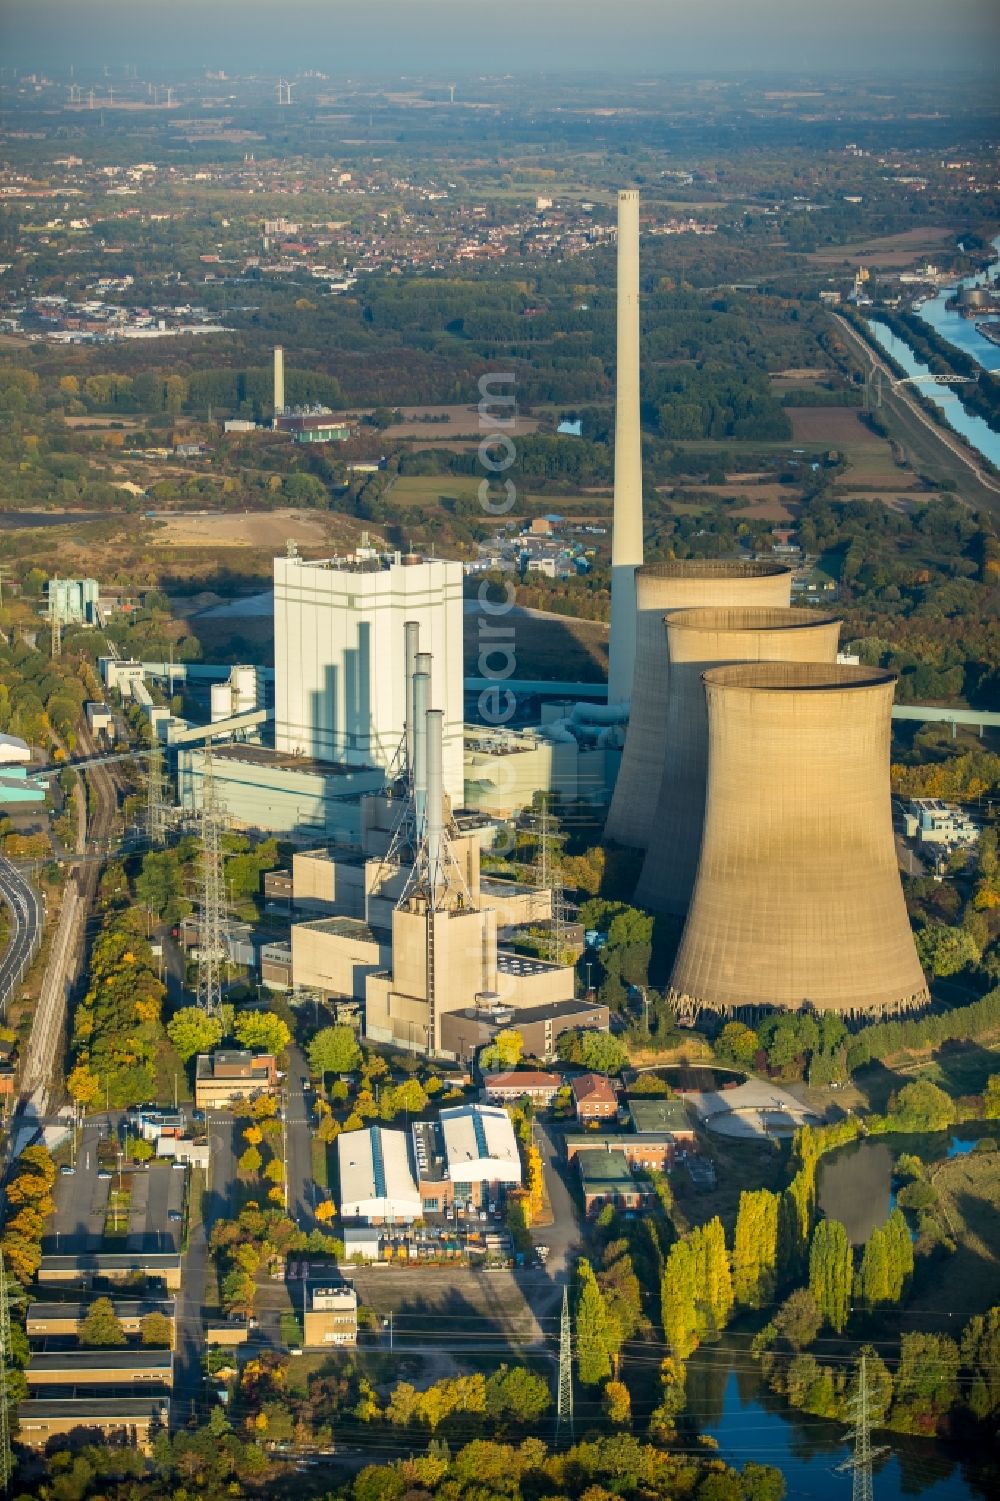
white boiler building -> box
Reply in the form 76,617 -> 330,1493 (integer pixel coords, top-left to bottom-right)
274,548 -> 464,806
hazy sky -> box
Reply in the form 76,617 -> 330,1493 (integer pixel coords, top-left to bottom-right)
2,0 -> 997,76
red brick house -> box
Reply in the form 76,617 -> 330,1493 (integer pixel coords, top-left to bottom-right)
571,1072 -> 619,1124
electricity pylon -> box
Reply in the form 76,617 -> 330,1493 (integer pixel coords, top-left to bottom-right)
838,1353 -> 889,1501
50,580 -> 62,658
0,1249 -> 14,1490
535,796 -> 569,960
145,735 -> 167,847
555,1285 -> 573,1443
196,745 -> 225,1015
535,796 -> 553,891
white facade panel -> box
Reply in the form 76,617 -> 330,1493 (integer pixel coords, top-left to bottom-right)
274,554 -> 464,806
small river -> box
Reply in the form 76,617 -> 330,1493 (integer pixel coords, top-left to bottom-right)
691,1339 -> 990,1499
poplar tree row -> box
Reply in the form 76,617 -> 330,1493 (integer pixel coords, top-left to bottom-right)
660,1191 -> 916,1361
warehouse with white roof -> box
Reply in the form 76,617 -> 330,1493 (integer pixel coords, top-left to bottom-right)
337,1125 -> 422,1224
439,1104 -> 521,1183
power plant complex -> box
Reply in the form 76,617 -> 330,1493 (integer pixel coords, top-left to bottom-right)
100,183 -> 927,1047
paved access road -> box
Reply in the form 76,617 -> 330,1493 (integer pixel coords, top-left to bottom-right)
173,1110 -> 238,1415
0,853 -> 42,1014
284,1044 -> 316,1227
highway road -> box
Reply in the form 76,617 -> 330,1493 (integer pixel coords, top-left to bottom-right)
0,854 -> 42,1015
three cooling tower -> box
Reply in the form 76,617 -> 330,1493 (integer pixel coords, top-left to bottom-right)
604,563 -> 928,1021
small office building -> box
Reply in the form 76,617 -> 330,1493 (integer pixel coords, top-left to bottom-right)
194,1050 -> 278,1110
303,1284 -> 358,1348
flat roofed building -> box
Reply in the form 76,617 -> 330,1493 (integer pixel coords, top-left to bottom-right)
495,950 -> 576,1008
274,550 -> 464,805
26,1349 -> 174,1388
337,1126 -> 421,1224
626,1096 -> 695,1138
440,997 -> 609,1066
17,1396 -> 169,1456
563,1132 -> 676,1172
292,915 -> 390,1002
578,1148 -> 654,1217
205,1319 -> 250,1347
36,1253 -> 182,1292
303,1284 -> 358,1348
194,1050 -> 278,1110
343,1226 -> 381,1262
177,741 -> 385,841
260,940 -> 292,990
26,1300 -> 175,1340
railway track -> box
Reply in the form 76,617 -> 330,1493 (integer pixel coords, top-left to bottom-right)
16,721 -> 123,1117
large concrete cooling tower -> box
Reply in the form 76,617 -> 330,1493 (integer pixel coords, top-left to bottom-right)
667,662 -> 929,1020
634,606 -> 842,916
604,561 -> 793,851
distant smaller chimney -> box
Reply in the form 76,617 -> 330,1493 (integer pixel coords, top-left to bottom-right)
273,345 -> 285,416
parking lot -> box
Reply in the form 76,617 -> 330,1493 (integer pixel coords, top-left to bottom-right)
125,1162 -> 186,1252
45,1116 -> 187,1255
45,1124 -> 112,1254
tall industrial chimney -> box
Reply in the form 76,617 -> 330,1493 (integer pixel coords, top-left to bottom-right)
412,666 -> 430,839
605,561 -> 792,850
403,620 -> 420,781
667,662 -> 929,1020
425,709 -> 445,903
634,607 -> 841,916
607,188 -> 643,706
273,345 -> 285,416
